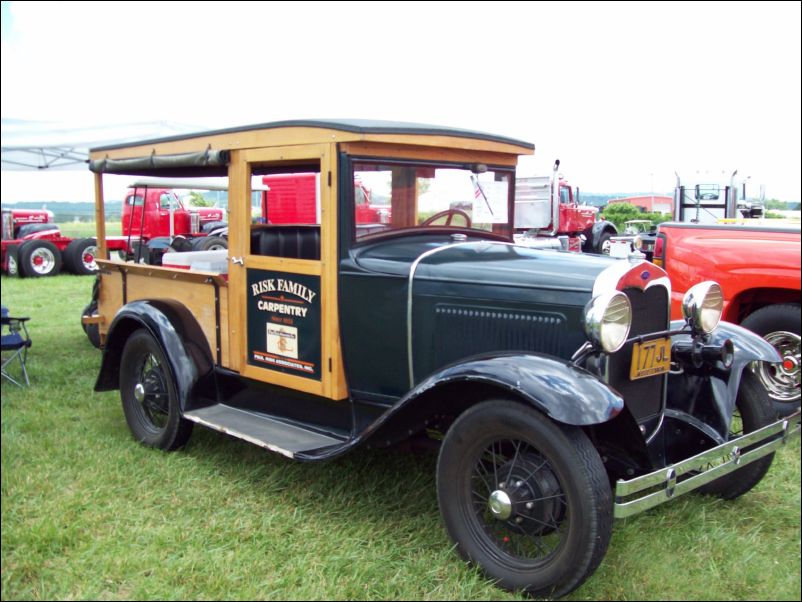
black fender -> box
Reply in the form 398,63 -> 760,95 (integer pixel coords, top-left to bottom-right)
94,299 -> 215,411
584,220 -> 617,250
667,319 -> 781,439
360,353 -> 624,451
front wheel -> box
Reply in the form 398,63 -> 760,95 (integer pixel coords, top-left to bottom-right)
698,371 -> 775,500
119,330 -> 193,450
437,400 -> 612,598
596,232 -> 612,255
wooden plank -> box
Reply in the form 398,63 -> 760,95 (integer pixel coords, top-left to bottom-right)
94,173 -> 107,257
339,141 -> 525,165
90,127 -> 360,162
97,269 -> 123,339
245,255 -> 322,276
226,152 -> 248,373
95,259 -> 228,286
240,363 -> 325,397
321,145 -> 348,400
125,272 -> 219,360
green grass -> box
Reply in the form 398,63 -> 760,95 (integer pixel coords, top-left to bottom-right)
57,221 -> 121,239
1,275 -> 800,600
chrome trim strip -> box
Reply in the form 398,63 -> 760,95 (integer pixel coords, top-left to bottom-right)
406,241 -> 500,388
614,411 -> 801,518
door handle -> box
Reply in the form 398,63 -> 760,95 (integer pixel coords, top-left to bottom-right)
231,256 -> 244,266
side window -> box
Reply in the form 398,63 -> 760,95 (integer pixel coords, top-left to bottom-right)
249,167 -> 322,260
159,193 -> 173,210
126,194 -> 144,206
559,186 -> 570,204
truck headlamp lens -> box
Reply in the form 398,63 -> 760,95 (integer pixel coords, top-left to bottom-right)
633,235 -> 643,250
682,281 -> 723,334
583,291 -> 632,353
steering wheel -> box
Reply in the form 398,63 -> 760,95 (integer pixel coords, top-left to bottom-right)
420,208 -> 472,228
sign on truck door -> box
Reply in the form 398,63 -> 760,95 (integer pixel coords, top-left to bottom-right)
228,144 -> 347,400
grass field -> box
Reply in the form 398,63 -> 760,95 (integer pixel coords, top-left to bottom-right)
57,221 -> 121,239
1,274 -> 800,601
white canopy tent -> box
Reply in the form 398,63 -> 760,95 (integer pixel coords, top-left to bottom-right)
1,118 -> 200,171
1,118 -> 204,204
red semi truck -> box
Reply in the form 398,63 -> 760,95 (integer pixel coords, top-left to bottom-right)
514,160 -> 617,253
1,181 -> 227,277
1,207 -> 101,277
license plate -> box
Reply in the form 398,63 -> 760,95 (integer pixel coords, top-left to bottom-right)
630,338 -> 671,380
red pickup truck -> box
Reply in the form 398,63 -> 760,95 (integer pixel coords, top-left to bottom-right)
654,221 -> 801,413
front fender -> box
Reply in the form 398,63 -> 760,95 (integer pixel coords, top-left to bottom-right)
587,220 -> 617,248
95,299 -> 215,411
668,319 -> 781,438
405,352 -> 624,426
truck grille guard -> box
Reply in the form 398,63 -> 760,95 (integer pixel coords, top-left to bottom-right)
614,409 -> 801,518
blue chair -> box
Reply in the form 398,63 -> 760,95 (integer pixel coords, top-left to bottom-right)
1,306 -> 32,387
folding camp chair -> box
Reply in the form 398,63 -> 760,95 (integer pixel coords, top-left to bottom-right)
1,306 -> 32,387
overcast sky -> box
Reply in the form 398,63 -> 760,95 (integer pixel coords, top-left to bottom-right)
1,1 -> 800,202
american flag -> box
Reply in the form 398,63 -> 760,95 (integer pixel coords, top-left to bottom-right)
472,175 -> 494,216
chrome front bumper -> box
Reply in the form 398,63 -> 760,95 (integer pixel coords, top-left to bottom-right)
614,410 -> 801,519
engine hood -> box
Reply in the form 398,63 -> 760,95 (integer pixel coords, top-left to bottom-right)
402,240 -> 616,384
412,240 -> 613,295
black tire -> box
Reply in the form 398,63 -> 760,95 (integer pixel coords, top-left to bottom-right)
191,236 -> 227,251
201,220 -> 227,233
596,232 -> 612,255
741,304 -> 800,413
119,330 -> 193,450
81,301 -> 101,349
698,371 -> 776,500
168,235 -> 194,253
18,239 -> 62,277
64,238 -> 100,275
437,400 -> 612,598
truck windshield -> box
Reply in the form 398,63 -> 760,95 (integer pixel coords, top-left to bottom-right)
352,160 -> 513,240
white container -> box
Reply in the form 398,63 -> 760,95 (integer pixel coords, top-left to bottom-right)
162,249 -> 229,274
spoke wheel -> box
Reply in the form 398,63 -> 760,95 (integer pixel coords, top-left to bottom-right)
470,441 -> 569,562
437,400 -> 611,598
119,330 -> 193,450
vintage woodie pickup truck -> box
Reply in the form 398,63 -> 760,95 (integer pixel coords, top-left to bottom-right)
83,120 -> 801,598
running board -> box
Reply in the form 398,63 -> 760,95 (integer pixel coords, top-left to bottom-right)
183,404 -> 346,459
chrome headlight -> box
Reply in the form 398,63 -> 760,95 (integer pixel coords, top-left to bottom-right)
583,291 -> 632,353
682,281 -> 723,334
633,235 -> 643,250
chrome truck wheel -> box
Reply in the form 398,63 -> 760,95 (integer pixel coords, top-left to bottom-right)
742,304 -> 801,412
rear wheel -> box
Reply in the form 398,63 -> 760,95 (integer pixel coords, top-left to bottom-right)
119,330 -> 193,450
64,238 -> 99,275
437,400 -> 612,598
18,240 -> 62,277
698,371 -> 775,500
